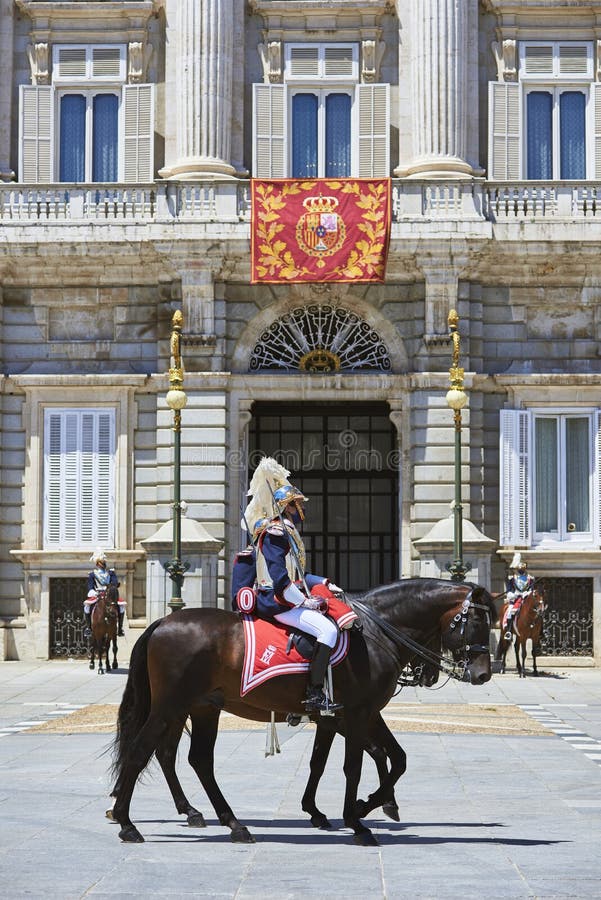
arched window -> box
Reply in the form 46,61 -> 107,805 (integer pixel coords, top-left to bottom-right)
249,305 -> 391,373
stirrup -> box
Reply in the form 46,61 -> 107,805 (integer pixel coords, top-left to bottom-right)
504,630 -> 512,641
303,689 -> 342,714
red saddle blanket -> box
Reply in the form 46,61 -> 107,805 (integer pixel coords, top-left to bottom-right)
240,615 -> 350,697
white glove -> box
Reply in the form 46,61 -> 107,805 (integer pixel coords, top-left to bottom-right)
87,589 -> 97,599
327,581 -> 344,593
301,597 -> 325,612
283,582 -> 307,608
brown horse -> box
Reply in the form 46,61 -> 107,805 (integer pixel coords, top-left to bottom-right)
496,586 -> 546,678
110,578 -> 495,846
90,585 -> 119,674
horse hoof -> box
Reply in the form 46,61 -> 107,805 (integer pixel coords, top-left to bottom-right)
382,802 -> 400,822
89,662 -> 94,670
112,662 -> 118,670
105,808 -> 115,820
230,825 -> 255,843
353,831 -> 379,847
310,813 -> 332,830
187,812 -> 206,828
119,825 -> 144,843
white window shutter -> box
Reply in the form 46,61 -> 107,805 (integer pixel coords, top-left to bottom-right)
19,85 -> 53,182
324,46 -> 355,78
43,408 -> 115,548
488,81 -> 520,180
253,83 -> 286,177
500,409 -> 531,546
289,47 -> 320,78
523,45 -> 554,76
558,44 -> 591,76
57,47 -> 88,79
593,83 -> 601,180
123,83 -> 154,181
92,47 -> 122,79
357,83 -> 389,177
595,410 -> 601,545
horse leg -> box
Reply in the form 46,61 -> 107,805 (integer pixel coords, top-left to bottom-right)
532,639 -> 540,676
89,642 -> 95,670
104,636 -> 110,675
355,715 -> 406,822
188,707 -> 255,843
111,634 -> 118,670
301,719 -> 337,829
155,721 -> 206,827
514,639 -> 522,678
342,713 -> 377,847
112,710 -> 169,843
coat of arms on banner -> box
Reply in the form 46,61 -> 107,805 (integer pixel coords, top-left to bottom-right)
251,179 -> 390,284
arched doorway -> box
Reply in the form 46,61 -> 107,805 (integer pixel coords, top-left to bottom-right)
249,401 -> 398,591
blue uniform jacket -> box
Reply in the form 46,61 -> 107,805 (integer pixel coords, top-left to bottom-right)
87,569 -> 119,592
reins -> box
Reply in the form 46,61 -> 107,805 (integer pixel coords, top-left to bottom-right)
350,591 -> 491,683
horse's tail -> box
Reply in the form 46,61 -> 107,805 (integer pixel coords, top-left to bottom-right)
111,618 -> 163,785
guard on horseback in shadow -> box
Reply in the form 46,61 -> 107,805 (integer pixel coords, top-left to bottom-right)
503,552 -> 535,641
234,457 -> 347,714
84,549 -> 125,638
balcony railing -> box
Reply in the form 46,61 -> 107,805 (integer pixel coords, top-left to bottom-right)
2,179 -> 601,226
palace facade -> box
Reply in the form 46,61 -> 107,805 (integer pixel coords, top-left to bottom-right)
1,0 -> 600,662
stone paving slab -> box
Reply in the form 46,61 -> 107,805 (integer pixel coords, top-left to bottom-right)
1,661 -> 601,898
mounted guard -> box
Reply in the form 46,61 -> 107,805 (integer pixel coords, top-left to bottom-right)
234,457 -> 348,714
84,549 -> 125,638
503,552 -> 535,641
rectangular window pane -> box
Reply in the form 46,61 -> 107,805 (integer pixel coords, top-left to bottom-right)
325,93 -> 351,177
93,94 -> 119,182
535,418 -> 557,532
60,94 -> 86,182
292,93 -> 318,177
527,91 -> 553,180
560,91 -> 586,180
566,418 -> 590,531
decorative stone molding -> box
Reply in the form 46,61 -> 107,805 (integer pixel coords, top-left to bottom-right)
26,42 -> 49,85
128,41 -> 153,84
258,40 -> 282,84
361,38 -> 385,83
492,39 -> 517,83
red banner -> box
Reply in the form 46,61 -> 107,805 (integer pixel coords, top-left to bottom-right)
251,178 -> 390,284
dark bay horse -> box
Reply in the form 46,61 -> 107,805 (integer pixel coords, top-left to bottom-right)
90,585 -> 119,674
496,587 -> 546,677
111,578 -> 495,846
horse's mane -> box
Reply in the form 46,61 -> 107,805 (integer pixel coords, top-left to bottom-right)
348,578 -> 497,621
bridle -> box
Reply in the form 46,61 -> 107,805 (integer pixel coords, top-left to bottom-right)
96,589 -> 118,627
351,589 -> 492,683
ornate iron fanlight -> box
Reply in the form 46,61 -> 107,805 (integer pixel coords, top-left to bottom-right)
249,304 -> 391,373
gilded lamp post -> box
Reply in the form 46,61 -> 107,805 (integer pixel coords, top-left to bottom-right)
164,310 -> 190,611
445,309 -> 471,582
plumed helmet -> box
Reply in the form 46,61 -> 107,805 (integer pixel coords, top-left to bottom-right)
273,483 -> 307,513
509,552 -> 524,570
90,548 -> 107,564
242,456 -> 308,534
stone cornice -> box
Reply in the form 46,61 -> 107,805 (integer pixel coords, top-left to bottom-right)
249,0 -> 392,37
15,0 -> 160,41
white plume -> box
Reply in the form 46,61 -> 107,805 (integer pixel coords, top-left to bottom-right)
242,456 -> 291,535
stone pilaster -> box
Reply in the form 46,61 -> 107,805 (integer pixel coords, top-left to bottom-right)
397,0 -> 475,179
0,0 -> 15,180
160,0 -> 237,180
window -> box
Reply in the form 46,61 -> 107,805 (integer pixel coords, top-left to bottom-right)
19,44 -> 154,183
253,43 -> 389,178
488,41 -> 601,180
44,408 -> 116,548
500,409 -> 600,547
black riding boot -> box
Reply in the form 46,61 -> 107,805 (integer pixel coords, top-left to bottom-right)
303,642 -> 342,713
83,611 -> 92,638
117,610 -> 125,637
504,617 -> 513,641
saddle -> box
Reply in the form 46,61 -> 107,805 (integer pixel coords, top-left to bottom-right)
239,614 -> 350,697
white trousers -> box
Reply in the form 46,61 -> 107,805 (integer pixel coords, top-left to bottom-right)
274,606 -> 338,648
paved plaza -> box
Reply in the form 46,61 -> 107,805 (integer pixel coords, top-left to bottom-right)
1,658 -> 601,899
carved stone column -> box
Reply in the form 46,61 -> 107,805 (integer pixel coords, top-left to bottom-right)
160,0 -> 237,179
398,0 -> 475,179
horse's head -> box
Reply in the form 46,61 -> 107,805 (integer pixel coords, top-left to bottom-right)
440,586 -> 497,685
